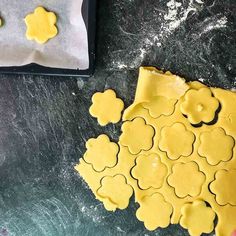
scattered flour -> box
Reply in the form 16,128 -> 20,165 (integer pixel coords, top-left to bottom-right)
77,79 -> 85,89
199,78 -> 206,83
113,0 -> 206,69
117,63 -> 128,69
164,0 -> 204,32
201,16 -> 228,34
79,202 -> 105,224
108,0 -> 229,81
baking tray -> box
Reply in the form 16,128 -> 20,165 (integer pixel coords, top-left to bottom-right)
0,0 -> 96,77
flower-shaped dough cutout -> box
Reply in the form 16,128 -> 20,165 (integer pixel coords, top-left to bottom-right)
180,200 -> 216,236
180,88 -> 220,124
75,67 -> 236,236
119,117 -> 155,154
97,175 -> 133,211
89,89 -> 124,126
159,123 -> 195,160
25,7 -> 58,44
136,193 -> 173,231
168,162 -> 205,198
210,169 -> 236,206
84,134 -> 119,172
198,128 -> 234,165
131,154 -> 167,189
142,96 -> 177,119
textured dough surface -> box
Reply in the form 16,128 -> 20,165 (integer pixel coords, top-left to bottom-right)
75,67 -> 236,236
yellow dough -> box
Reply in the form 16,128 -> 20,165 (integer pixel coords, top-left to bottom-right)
83,134 -> 119,172
167,162 -> 205,198
131,153 -> 167,189
75,67 -> 236,236
119,117 -> 155,154
180,88 -> 220,124
25,6 -> 58,44
136,193 -> 173,230
89,89 -> 124,126
97,174 -> 133,211
159,122 -> 195,160
142,96 -> 177,118
210,169 -> 236,206
198,127 -> 234,165
180,200 -> 216,236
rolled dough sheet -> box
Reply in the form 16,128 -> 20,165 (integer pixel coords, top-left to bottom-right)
75,67 -> 236,236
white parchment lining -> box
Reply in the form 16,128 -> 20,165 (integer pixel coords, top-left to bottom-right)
0,0 -> 89,69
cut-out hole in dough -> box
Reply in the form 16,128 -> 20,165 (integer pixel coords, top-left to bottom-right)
142,96 -> 177,119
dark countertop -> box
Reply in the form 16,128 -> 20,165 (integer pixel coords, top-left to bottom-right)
0,0 -> 235,235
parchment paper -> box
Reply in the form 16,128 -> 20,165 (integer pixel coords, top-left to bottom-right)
0,0 -> 89,70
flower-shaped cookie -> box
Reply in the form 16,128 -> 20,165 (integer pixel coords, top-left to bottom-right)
119,117 -> 155,154
131,154 -> 167,189
142,96 -> 177,119
84,134 -> 119,172
159,123 -> 195,160
136,193 -> 172,231
198,127 -> 234,165
168,162 -> 205,198
25,7 -> 58,44
210,169 -> 236,205
180,88 -> 219,124
180,200 -> 216,236
89,89 -> 124,126
97,175 -> 133,211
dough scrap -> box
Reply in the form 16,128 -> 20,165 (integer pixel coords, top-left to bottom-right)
25,6 -> 58,44
75,67 -> 236,236
89,89 -> 124,126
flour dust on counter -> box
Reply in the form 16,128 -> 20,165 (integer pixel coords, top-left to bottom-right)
98,0 -> 235,88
